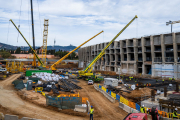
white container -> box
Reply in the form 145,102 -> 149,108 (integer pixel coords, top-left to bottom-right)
104,78 -> 118,87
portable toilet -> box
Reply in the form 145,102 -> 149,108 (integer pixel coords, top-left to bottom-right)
104,78 -> 118,87
27,80 -> 33,90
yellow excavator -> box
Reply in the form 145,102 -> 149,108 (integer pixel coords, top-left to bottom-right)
78,15 -> 138,82
50,30 -> 104,72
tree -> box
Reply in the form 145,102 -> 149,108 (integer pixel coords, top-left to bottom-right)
15,47 -> 21,54
0,51 -> 11,58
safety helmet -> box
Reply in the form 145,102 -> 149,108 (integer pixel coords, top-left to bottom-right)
91,106 -> 93,108
175,108 -> 178,111
142,105 -> 144,107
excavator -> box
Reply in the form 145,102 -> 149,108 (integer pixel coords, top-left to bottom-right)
78,15 -> 138,82
50,31 -> 104,72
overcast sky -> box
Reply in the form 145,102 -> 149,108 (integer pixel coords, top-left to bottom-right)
1,0 -> 180,48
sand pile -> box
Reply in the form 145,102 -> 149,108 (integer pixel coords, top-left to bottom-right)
121,87 -> 153,98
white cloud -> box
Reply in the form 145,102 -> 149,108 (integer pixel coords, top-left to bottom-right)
0,0 -> 180,48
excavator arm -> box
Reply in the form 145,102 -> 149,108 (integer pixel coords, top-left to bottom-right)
79,15 -> 138,76
50,30 -> 104,71
9,19 -> 44,66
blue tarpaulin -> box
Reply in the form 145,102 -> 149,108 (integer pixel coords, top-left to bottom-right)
116,94 -> 120,101
136,103 -> 140,111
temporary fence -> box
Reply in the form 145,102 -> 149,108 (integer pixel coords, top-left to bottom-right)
96,84 -> 180,119
46,96 -> 82,109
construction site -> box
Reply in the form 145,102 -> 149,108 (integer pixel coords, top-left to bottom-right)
1,0 -> 180,120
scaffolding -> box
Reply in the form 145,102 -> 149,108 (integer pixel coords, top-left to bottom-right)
42,19 -> 49,67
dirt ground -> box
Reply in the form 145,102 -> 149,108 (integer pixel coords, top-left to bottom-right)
0,74 -> 128,120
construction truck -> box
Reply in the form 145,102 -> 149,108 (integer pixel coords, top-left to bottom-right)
78,15 -> 138,82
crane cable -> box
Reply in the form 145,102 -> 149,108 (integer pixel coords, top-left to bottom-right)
136,18 -> 138,38
17,0 -> 22,43
7,21 -> 10,43
37,0 -> 43,41
28,0 -> 31,45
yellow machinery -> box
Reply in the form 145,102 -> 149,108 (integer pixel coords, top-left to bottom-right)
9,19 -> 44,67
41,19 -> 49,67
50,30 -> 104,71
6,61 -> 24,73
79,15 -> 138,77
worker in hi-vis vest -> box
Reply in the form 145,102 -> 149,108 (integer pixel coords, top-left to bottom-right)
141,105 -> 145,113
88,106 -> 94,120
173,108 -> 178,118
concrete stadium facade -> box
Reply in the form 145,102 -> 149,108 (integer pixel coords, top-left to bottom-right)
78,32 -> 180,79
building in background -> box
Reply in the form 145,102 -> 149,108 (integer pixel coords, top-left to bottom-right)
78,32 -> 180,79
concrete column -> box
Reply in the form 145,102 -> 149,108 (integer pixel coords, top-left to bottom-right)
150,35 -> 155,63
161,34 -> 165,64
141,37 -> 145,75
173,32 -> 177,63
120,40 -> 123,73
134,38 -> 138,75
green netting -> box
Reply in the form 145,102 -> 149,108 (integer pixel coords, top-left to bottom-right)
46,96 -> 82,109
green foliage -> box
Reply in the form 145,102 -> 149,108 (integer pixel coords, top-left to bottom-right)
15,47 -> 21,54
0,50 -> 11,58
54,50 -> 78,60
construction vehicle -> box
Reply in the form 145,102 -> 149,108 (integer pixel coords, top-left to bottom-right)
78,15 -> 138,82
9,19 -> 44,67
50,30 -> 104,71
123,113 -> 148,120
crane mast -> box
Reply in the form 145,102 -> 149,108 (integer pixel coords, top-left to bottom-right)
42,19 -> 49,67
79,15 -> 138,76
51,30 -> 104,71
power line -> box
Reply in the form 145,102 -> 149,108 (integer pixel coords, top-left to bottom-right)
37,0 -> 43,41
17,0 -> 22,43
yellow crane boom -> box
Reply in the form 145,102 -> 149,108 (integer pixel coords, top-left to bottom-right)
51,30 -> 104,71
9,19 -> 44,66
79,15 -> 138,76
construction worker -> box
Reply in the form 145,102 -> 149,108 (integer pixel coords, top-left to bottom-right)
162,79 -> 164,83
148,106 -> 159,120
173,108 -> 178,119
141,105 -> 145,113
89,106 -> 94,120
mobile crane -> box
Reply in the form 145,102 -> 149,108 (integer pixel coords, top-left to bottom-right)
50,30 -> 104,71
9,19 -> 44,67
78,15 -> 138,81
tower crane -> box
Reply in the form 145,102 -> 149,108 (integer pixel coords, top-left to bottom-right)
50,30 -> 104,71
78,15 -> 138,81
166,20 -> 180,32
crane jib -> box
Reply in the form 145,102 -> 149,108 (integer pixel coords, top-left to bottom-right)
83,15 -> 138,72
9,19 -> 44,66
